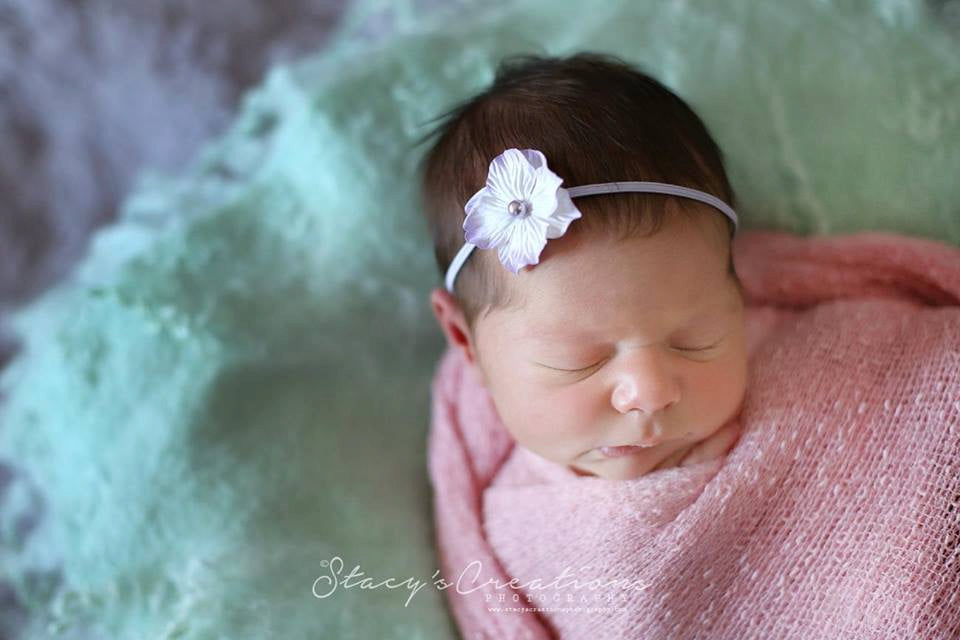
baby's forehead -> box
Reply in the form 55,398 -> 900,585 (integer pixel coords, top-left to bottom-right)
480,279 -> 735,351
516,296 -> 729,338
518,260 -> 731,313
476,216 -> 736,331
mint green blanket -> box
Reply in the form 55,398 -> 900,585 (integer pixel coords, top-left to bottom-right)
1,1 -> 958,638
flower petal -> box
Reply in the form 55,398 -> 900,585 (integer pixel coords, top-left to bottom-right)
485,148 -> 535,203
527,155 -> 565,225
532,162 -> 564,198
463,189 -> 515,249
526,152 -> 564,214
528,181 -> 559,226
521,149 -> 548,171
498,218 -> 549,273
545,188 -> 583,239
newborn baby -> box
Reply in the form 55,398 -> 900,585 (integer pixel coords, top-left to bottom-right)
419,52 -> 745,481
418,52 -> 960,640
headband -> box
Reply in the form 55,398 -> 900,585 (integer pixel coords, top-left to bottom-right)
444,148 -> 740,293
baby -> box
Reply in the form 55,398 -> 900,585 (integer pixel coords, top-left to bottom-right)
418,52 -> 747,481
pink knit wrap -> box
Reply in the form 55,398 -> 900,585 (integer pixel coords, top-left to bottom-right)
427,230 -> 960,639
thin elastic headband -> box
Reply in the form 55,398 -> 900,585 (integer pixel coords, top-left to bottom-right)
443,149 -> 739,293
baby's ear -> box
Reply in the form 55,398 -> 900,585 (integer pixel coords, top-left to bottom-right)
429,287 -> 480,366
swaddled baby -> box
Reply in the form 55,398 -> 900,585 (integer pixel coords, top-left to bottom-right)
419,52 -> 746,481
417,52 -> 960,640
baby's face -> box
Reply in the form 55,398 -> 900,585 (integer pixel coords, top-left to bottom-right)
465,214 -> 747,480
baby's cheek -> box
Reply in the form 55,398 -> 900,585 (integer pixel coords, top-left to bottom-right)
507,385 -> 594,453
540,387 -> 602,444
490,382 -> 551,432
692,365 -> 733,395
690,351 -> 747,416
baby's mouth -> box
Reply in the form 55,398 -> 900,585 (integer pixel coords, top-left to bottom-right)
596,443 -> 657,458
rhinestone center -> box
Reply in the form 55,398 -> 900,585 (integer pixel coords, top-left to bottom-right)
507,199 -> 532,218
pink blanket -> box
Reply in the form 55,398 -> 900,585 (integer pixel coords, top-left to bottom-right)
427,230 -> 960,639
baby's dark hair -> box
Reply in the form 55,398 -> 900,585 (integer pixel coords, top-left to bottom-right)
416,52 -> 741,331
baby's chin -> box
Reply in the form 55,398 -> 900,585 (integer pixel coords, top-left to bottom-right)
569,439 -> 698,480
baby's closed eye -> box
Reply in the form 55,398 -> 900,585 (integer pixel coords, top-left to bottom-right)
536,339 -> 725,373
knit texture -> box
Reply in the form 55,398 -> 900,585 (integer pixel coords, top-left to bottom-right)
427,229 -> 960,639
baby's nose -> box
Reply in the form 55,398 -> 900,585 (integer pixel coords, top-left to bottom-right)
610,354 -> 680,415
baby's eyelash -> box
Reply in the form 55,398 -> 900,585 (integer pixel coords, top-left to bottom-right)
544,363 -> 598,373
540,340 -> 724,373
538,360 -> 604,373
674,342 -> 721,352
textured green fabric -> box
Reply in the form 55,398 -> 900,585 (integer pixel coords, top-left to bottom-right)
1,0 -> 958,638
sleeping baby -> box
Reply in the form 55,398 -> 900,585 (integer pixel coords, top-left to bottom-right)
419,51 -> 746,481
416,52 -> 960,640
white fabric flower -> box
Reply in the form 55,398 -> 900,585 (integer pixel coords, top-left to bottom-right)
462,148 -> 582,274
